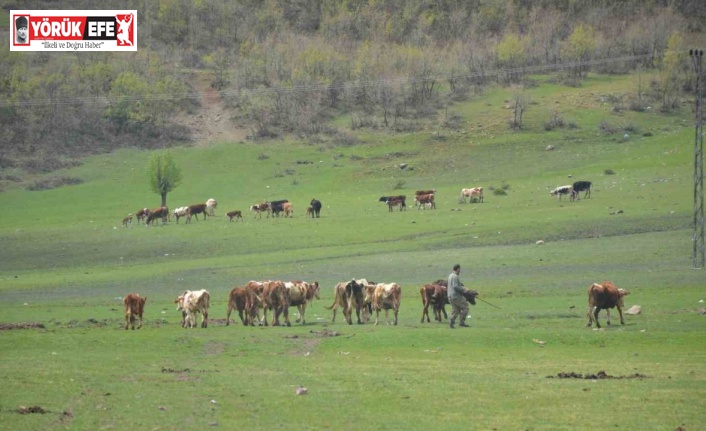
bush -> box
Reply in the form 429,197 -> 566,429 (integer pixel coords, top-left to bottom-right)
393,180 -> 406,190
599,120 -> 618,134
26,176 -> 83,191
605,169 -> 616,175
544,111 -> 565,131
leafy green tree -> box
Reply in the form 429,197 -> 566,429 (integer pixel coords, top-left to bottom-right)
147,150 -> 182,207
497,32 -> 526,83
563,24 -> 596,78
659,31 -> 689,111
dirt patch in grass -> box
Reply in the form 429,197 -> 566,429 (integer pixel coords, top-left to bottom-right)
547,371 -> 648,379
16,406 -> 48,414
0,322 -> 46,330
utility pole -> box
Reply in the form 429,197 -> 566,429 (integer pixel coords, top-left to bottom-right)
691,49 -> 704,269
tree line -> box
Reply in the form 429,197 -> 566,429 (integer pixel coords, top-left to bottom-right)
0,0 -> 704,175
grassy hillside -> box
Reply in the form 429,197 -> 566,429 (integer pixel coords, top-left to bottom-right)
0,73 -> 704,430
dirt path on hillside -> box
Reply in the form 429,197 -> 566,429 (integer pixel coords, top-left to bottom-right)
179,71 -> 250,147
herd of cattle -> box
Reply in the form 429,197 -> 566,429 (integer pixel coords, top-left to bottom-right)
122,276 -> 629,331
120,180 -> 591,226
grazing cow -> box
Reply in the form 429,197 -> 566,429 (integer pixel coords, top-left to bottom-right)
379,195 -> 407,212
371,283 -> 402,325
250,202 -> 271,219
420,284 -> 449,323
123,293 -> 146,330
572,181 -> 592,199
226,285 -> 262,326
122,213 -> 133,227
226,210 -> 243,222
325,279 -> 366,325
550,185 -> 575,201
260,281 -> 291,326
415,193 -> 436,209
283,202 -> 294,218
310,199 -> 322,217
173,206 -> 188,224
175,289 -> 210,328
135,208 -> 150,224
461,187 -> 484,203
587,281 -> 630,328
145,206 -> 169,225
206,198 -> 218,216
269,199 -> 289,217
186,203 -> 208,223
284,281 -> 320,324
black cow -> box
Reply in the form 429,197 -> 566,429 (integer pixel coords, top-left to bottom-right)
379,195 -> 406,212
572,181 -> 592,199
268,199 -> 289,217
310,199 -> 322,218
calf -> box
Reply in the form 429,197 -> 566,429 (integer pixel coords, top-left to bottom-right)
586,281 -> 630,328
145,206 -> 169,225
371,283 -> 402,325
283,202 -> 294,217
306,206 -> 314,218
122,213 -> 133,227
123,293 -> 146,330
206,198 -> 218,216
173,206 -> 188,224
379,195 -> 407,212
226,285 -> 262,326
175,289 -> 210,328
572,181 -> 592,199
550,185 -> 576,201
135,208 -> 150,224
310,199 -> 322,217
260,281 -> 291,326
415,193 -> 436,209
186,203 -> 208,223
420,284 -> 448,323
226,210 -> 243,222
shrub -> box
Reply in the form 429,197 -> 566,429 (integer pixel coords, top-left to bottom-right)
393,180 -> 406,190
599,120 -> 618,134
493,188 -> 507,196
258,153 -> 270,160
605,169 -> 616,175
544,111 -> 565,131
26,176 -> 83,191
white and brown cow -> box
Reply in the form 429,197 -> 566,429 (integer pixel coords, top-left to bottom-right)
415,193 -> 436,209
550,185 -> 576,201
371,283 -> 402,325
175,289 -> 210,328
123,293 -> 146,330
172,206 -> 188,224
586,281 -> 630,328
461,187 -> 484,203
135,208 -> 150,224
260,281 -> 291,326
285,280 -> 320,324
250,203 -> 271,219
325,279 -> 366,325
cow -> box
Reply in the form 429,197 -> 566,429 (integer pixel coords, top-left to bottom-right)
250,203 -> 270,219
572,181 -> 592,200
371,283 -> 402,325
121,213 -> 133,227
173,206 -> 188,224
284,281 -> 320,324
310,199 -> 322,217
123,293 -> 146,330
359,279 -> 377,322
260,280 -> 291,326
414,190 -> 436,207
283,202 -> 294,218
226,285 -> 262,326
145,206 -> 169,225
587,281 -> 629,328
325,279 -> 366,325
420,284 -> 449,323
379,195 -> 406,212
550,185 -> 575,201
186,203 -> 208,223
269,199 -> 289,218
135,208 -> 150,224
226,210 -> 243,222
206,198 -> 218,216
306,206 -> 314,218
175,289 -> 210,328
461,187 -> 484,203
415,193 -> 436,209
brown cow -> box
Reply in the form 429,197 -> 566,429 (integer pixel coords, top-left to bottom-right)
226,210 -> 243,222
186,203 -> 208,223
371,283 -> 402,325
226,285 -> 262,326
123,293 -> 146,330
250,203 -> 270,219
285,281 -> 320,324
587,281 -> 630,328
261,281 -> 291,326
325,279 -> 366,325
121,213 -> 133,227
420,284 -> 448,323
145,206 -> 169,225
135,208 -> 150,224
415,193 -> 436,209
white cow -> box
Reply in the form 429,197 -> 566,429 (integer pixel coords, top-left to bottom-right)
461,187 -> 484,203
206,198 -> 218,217
173,206 -> 188,224
175,289 -> 210,328
284,281 -> 320,324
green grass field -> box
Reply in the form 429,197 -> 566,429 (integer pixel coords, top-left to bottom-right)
1,73 -> 705,430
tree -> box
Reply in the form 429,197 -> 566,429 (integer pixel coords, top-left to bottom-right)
147,150 -> 182,207
563,24 -> 596,78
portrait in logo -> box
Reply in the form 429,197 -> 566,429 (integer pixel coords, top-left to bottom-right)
15,15 -> 29,44
115,13 -> 134,46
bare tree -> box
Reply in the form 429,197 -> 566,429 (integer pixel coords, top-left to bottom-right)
510,87 -> 530,130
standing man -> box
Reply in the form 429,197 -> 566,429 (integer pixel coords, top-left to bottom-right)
15,16 -> 29,44
447,264 -> 469,328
